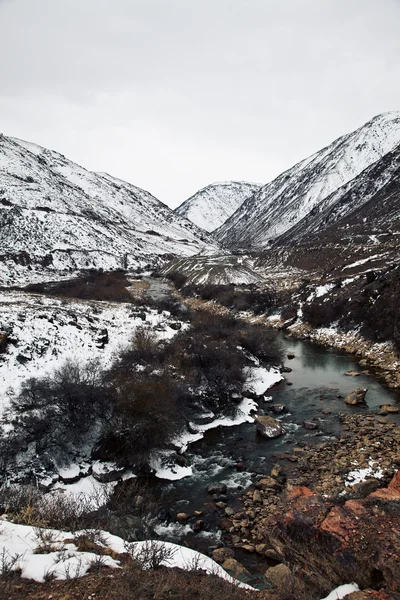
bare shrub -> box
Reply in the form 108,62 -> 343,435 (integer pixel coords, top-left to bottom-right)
126,540 -> 177,570
33,527 -> 58,553
0,547 -> 22,580
25,271 -> 133,303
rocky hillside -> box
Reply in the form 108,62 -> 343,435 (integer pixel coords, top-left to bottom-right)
215,112 -> 400,249
175,181 -> 260,232
0,135 -> 219,285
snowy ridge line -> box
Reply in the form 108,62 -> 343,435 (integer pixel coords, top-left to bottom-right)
0,133 -> 219,285
216,112 -> 400,248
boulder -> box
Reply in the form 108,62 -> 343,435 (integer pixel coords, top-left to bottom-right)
222,558 -> 251,579
345,388 -> 368,405
255,415 -> 283,438
287,352 -> 295,359
212,547 -> 234,564
265,563 -> 292,591
206,482 -> 227,495
302,420 -> 318,430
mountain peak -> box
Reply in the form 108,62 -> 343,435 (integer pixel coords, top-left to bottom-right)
215,113 -> 400,249
175,181 -> 260,232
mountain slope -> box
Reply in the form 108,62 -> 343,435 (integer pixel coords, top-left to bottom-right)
0,135 -> 219,285
175,181 -> 260,232
215,112 -> 400,249
276,142 -> 400,246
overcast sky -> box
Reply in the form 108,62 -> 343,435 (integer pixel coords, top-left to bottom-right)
1,0 -> 399,207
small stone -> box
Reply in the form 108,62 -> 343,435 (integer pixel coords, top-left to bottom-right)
207,482 -> 227,495
242,544 -> 255,553
176,512 -> 190,523
270,404 -> 286,414
191,520 -> 205,533
265,548 -> 281,561
255,544 -> 269,555
224,506 -> 235,517
287,353 -> 295,359
253,489 -> 262,503
345,388 -> 368,405
379,403 -> 399,414
303,420 -> 318,430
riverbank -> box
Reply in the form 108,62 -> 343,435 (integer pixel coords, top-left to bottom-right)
215,411 -> 400,597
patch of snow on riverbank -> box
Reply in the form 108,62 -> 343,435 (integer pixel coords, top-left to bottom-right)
243,366 -> 283,396
320,583 -> 359,599
0,520 -> 120,582
345,459 -> 384,486
174,397 -> 258,453
0,290 -> 183,418
0,519 -> 254,588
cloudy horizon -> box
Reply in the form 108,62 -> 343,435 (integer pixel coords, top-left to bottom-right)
1,0 -> 399,207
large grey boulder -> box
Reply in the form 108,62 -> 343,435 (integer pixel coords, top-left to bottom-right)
255,415 -> 283,438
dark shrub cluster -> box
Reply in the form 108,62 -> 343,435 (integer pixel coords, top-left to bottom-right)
1,307 -> 283,482
25,271 -> 133,303
301,266 -> 400,348
179,282 -> 277,314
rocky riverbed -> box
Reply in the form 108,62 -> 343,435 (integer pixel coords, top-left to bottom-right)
202,411 -> 400,597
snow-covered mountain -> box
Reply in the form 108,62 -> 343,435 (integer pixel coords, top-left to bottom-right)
276,142 -> 400,246
215,112 -> 400,249
175,181 -> 260,232
0,135 -> 219,285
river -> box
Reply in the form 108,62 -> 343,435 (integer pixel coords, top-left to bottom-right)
139,329 -> 400,561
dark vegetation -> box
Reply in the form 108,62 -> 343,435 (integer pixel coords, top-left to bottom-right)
24,270 -> 133,303
302,265 -> 400,348
0,305 -> 282,484
172,278 -> 278,315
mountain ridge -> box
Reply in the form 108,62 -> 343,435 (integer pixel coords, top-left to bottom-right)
0,134 -> 219,285
214,111 -> 400,249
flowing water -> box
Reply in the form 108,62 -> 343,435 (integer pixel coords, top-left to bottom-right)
144,331 -> 399,556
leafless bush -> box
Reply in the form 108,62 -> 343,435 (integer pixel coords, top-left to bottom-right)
126,540 -> 177,570
0,547 -> 22,580
33,527 -> 58,553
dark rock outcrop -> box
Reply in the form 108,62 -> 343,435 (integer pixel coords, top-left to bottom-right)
264,472 -> 400,598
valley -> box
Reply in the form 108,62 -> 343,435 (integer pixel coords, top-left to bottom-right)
1,112 -> 400,599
